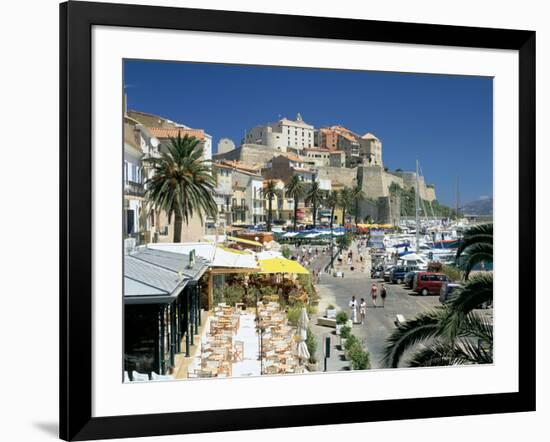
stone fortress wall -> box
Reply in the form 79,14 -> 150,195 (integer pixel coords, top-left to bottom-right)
213,144 -> 283,168
214,143 -> 436,204
315,166 -> 358,188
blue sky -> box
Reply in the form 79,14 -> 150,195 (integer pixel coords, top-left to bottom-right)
124,60 -> 493,206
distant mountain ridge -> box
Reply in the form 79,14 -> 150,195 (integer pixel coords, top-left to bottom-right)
461,197 -> 493,216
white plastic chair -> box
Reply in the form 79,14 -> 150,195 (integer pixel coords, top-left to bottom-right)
132,370 -> 149,382
151,371 -> 175,381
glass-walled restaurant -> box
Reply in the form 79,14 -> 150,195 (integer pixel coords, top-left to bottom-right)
124,247 -> 207,380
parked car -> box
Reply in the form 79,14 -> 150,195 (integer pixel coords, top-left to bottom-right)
439,282 -> 463,304
371,265 -> 384,279
413,272 -> 449,296
404,270 -> 421,289
383,265 -> 395,282
390,265 -> 418,284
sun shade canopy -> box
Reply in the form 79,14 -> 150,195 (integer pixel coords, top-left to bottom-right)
258,257 -> 309,274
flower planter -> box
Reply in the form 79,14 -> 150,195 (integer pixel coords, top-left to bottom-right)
326,308 -> 337,319
340,337 -> 347,351
335,324 -> 343,335
306,362 -> 318,372
346,319 -> 354,328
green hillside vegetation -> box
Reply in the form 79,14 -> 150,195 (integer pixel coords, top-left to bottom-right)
389,183 -> 456,218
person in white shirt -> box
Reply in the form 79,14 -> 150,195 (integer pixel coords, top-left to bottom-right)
349,296 -> 358,324
360,298 -> 367,324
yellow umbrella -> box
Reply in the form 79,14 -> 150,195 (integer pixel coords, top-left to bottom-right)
258,257 -> 309,274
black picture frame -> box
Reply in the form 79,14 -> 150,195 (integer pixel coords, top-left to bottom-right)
60,1 -> 536,440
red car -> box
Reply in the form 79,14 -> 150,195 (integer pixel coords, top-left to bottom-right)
413,272 -> 449,296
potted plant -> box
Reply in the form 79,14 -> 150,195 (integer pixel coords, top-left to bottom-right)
339,325 -> 351,349
335,311 -> 348,335
343,334 -> 360,360
349,348 -> 371,370
326,304 -> 337,319
305,328 -> 318,371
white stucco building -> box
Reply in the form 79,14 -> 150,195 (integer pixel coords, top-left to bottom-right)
244,113 -> 315,152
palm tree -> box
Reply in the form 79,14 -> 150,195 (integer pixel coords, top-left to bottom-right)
339,187 -> 353,226
351,185 -> 366,225
143,134 -> 217,243
382,223 -> 493,368
325,190 -> 340,233
305,180 -> 325,228
262,180 -> 278,232
382,293 -> 494,368
285,175 -> 306,231
456,223 -> 493,279
325,190 -> 340,269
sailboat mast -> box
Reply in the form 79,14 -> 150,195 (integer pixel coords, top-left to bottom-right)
415,159 -> 420,252
455,175 -> 460,220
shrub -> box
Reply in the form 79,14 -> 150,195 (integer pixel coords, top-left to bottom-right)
306,304 -> 317,316
344,334 -> 360,353
336,311 -> 349,325
287,306 -> 302,327
260,285 -> 276,297
222,284 -> 245,306
340,326 -> 351,339
281,245 -> 292,259
298,274 -> 317,299
336,233 -> 352,250
428,261 -> 442,272
349,348 -> 370,370
441,264 -> 462,282
305,327 -> 317,364
327,304 -> 335,310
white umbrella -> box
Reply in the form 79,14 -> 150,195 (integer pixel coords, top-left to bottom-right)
296,307 -> 310,362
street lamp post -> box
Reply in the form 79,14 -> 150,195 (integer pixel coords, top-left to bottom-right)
255,288 -> 263,374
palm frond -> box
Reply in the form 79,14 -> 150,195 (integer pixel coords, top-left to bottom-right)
381,308 -> 448,368
456,223 -> 493,260
442,274 -> 493,339
407,337 -> 492,367
459,242 -> 493,279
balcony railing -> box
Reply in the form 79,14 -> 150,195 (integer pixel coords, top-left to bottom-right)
125,180 -> 145,197
214,185 -> 233,195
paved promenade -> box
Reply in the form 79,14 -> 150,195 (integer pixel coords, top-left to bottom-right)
306,244 -> 439,370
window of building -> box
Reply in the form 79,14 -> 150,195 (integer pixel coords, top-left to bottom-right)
126,209 -> 135,235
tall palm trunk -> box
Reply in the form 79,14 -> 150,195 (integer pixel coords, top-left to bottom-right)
354,201 -> 359,225
267,196 -> 273,232
312,202 -> 317,228
173,212 -> 183,243
293,201 -> 298,231
329,205 -> 335,268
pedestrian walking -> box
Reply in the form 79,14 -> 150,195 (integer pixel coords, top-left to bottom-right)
349,295 -> 358,324
360,298 -> 367,324
380,283 -> 387,308
370,283 -> 378,307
